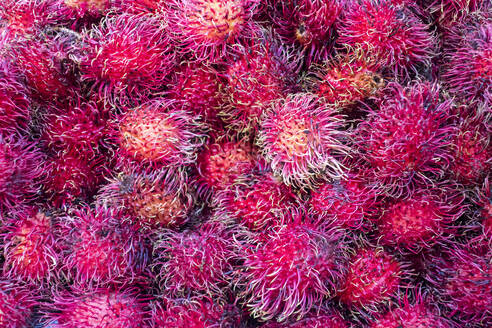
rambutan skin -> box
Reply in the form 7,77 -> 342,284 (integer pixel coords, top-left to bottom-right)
237,221 -> 348,322
355,82 -> 454,196
257,93 -> 348,189
80,13 -> 175,102
0,280 -> 37,328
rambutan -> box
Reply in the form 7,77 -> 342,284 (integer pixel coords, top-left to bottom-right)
338,246 -> 404,314
0,280 -> 36,328
97,168 -> 192,229
338,0 -> 435,77
2,207 -> 58,285
80,13 -> 175,103
153,222 -> 237,299
114,98 -> 207,171
59,206 -> 148,287
428,0 -> 487,29
237,221 -> 348,322
264,311 -> 349,328
354,82 -> 454,196
212,171 -> 301,231
257,93 -> 348,190
164,0 -> 260,61
0,136 -> 43,213
220,34 -> 300,133
48,287 -> 148,328
57,0 -> 113,22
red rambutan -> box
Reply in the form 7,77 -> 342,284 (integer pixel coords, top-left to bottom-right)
264,311 -> 350,328
257,93 -> 348,190
2,207 -> 58,285
338,0 -> 435,77
153,222 -> 237,299
338,246 -> 404,314
164,0 -> 260,61
355,82 -> 454,196
212,171 -> 301,231
237,221 -> 348,322
0,280 -> 36,328
59,206 -> 148,287
80,13 -> 175,103
428,0 -> 487,29
57,0 -> 113,22
114,99 -> 207,171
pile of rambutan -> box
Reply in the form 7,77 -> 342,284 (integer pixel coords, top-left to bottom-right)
0,0 -> 490,327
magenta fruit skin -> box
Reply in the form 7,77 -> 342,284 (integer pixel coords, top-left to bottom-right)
0,279 -> 37,328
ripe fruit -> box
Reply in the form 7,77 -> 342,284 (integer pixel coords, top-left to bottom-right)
257,93 -> 348,189
264,311 -> 349,328
237,221 -> 348,322
0,280 -> 36,328
0,0 -> 58,38
59,0 -> 112,22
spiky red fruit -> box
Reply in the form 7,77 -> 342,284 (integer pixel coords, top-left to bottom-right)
115,99 -> 207,171
308,172 -> 378,230
80,13 -> 175,103
0,61 -> 30,136
153,222 -> 236,299
59,206 -> 148,287
355,82 -> 454,196
0,280 -> 36,328
338,247 -> 403,313
2,207 -> 58,285
58,0 -> 113,21
213,171 -> 301,231
164,0 -> 260,61
257,93 -> 348,189
264,311 -> 349,328
220,34 -> 299,133
98,169 -> 191,229
429,0 -> 486,29
369,294 -> 451,328
196,136 -> 259,193
306,50 -> 384,109
49,288 -> 148,328
0,136 -> 43,213
338,0 -> 435,77
237,221 -> 347,322
0,0 -> 58,38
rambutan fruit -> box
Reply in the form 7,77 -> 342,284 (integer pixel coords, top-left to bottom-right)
264,311 -> 350,328
369,293 -> 452,328
257,93 -> 348,190
354,82 -> 454,196
196,136 -> 259,194
305,49 -> 385,110
80,13 -> 175,103
0,60 -> 30,136
48,287 -> 148,328
0,136 -> 43,213
164,0 -> 261,61
2,207 -> 58,285
338,0 -> 435,78
153,222 -> 237,299
115,99 -> 207,171
428,0 -> 487,29
219,34 -> 300,133
268,0 -> 343,62
338,246 -> 405,314
59,206 -> 148,287
0,280 -> 36,328
97,168 -> 192,229
57,0 -> 113,23
237,221 -> 348,322
308,171 -> 379,230
442,21 -> 491,106
212,171 -> 301,231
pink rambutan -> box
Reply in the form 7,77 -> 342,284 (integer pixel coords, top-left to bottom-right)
0,60 -> 30,136
2,207 -> 58,285
48,287 -> 148,328
354,82 -> 454,196
428,0 -> 487,29
97,168 -> 192,229
0,280 -> 36,328
338,0 -> 435,77
219,34 -> 300,133
264,311 -> 349,328
0,136 -> 43,213
257,93 -> 348,190
212,171 -> 301,231
338,246 -> 404,314
164,0 -> 261,61
80,13 -> 175,103
153,222 -> 237,299
57,0 -> 113,22
114,99 -> 207,171
237,221 -> 348,322
59,206 -> 148,287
